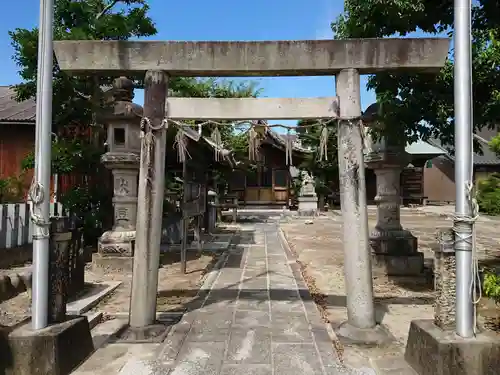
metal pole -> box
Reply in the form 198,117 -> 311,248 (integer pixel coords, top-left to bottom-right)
32,0 -> 54,330
454,0 -> 474,338
51,133 -> 58,203
180,161 -> 187,274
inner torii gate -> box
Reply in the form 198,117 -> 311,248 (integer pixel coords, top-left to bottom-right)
53,38 -> 449,341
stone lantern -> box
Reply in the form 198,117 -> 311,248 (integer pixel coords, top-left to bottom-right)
94,77 -> 142,271
364,103 -> 423,277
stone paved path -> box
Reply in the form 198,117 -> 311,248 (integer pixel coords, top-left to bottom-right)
122,221 -> 375,375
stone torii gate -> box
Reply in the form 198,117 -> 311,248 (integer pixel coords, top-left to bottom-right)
53,38 -> 449,341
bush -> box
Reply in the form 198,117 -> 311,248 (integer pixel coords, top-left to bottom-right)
483,271 -> 500,304
59,184 -> 112,247
477,173 -> 500,215
0,174 -> 28,203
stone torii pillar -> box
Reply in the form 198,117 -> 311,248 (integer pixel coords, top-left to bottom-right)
335,69 -> 390,343
129,70 -> 169,332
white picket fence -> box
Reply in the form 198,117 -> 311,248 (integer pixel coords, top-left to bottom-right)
0,202 -> 65,249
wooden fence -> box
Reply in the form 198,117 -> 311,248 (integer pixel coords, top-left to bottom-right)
0,202 -> 65,249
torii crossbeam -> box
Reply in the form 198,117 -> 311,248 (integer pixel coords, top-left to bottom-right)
54,37 -> 449,342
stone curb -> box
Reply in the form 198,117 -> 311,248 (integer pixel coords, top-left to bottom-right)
67,281 -> 122,315
198,247 -> 230,292
278,226 -> 379,375
0,270 -> 32,303
112,232 -> 236,375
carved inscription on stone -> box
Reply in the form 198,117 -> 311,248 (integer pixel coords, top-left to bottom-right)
115,207 -> 129,223
115,177 -> 130,196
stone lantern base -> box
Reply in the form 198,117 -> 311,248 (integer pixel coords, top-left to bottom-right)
370,230 -> 424,276
93,230 -> 135,272
297,195 -> 318,216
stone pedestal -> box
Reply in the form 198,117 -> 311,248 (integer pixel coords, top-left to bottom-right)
206,189 -> 217,233
0,317 -> 94,375
94,77 -> 143,272
297,171 -> 318,217
366,150 -> 424,277
404,228 -> 500,375
405,320 -> 500,375
96,154 -> 139,271
297,195 -> 318,216
48,218 -> 72,323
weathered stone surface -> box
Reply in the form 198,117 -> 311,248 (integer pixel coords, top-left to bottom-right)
165,97 -> 339,120
369,231 -> 417,255
96,77 -> 141,266
371,252 -> 424,277
433,230 -> 456,330
0,271 -> 32,303
405,319 -> 500,375
53,38 -> 450,76
366,139 -> 424,277
91,253 -> 133,272
297,196 -> 318,217
334,321 -> 395,347
49,218 -> 72,323
0,316 -> 94,375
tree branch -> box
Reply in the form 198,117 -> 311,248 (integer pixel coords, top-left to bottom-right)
96,0 -> 120,20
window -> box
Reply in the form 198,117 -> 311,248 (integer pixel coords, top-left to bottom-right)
246,169 -> 259,187
262,167 -> 273,187
274,169 -> 288,187
229,170 -> 246,189
114,128 -> 126,146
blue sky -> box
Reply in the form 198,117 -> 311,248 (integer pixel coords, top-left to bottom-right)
0,0 -> 434,128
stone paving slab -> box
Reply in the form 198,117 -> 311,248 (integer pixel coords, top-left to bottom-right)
149,221 -> 376,375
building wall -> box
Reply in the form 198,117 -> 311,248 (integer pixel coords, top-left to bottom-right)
0,123 -> 61,202
423,156 -> 456,203
0,123 -> 35,196
474,168 -> 500,185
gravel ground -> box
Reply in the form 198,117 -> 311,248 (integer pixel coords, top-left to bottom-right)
280,209 -> 500,366
0,250 -> 218,327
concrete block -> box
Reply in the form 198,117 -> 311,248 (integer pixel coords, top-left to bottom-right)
0,316 -> 94,375
405,319 -> 500,375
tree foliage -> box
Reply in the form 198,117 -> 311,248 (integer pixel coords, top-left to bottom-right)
10,0 -> 157,129
477,172 -> 500,215
477,134 -> 500,216
332,0 -> 500,146
10,0 -> 260,243
9,0 -> 261,132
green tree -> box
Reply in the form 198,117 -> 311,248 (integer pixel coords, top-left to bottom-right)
11,0 -> 260,243
10,0 -> 158,129
10,0 -> 159,243
9,0 -> 261,132
332,0 -> 500,145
